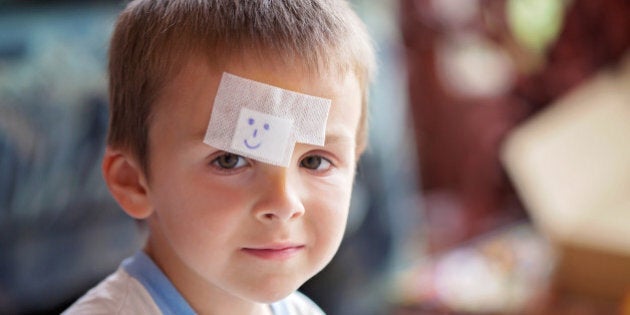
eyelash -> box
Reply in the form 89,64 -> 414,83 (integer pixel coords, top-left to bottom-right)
209,152 -> 336,173
300,154 -> 334,173
210,153 -> 250,173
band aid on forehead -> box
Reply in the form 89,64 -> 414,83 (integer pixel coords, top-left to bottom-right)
203,72 -> 331,167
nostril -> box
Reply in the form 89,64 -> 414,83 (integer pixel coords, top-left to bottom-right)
264,213 -> 274,220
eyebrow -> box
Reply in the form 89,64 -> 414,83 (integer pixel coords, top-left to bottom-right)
323,133 -> 355,146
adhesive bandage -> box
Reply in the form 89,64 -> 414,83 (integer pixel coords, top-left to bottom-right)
204,72 -> 331,167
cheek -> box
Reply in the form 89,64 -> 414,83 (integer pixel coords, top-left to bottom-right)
150,171 -> 250,245
305,178 -> 353,248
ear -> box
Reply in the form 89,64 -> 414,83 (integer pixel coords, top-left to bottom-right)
102,147 -> 153,219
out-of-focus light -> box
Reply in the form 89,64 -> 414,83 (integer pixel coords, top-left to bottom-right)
507,0 -> 567,54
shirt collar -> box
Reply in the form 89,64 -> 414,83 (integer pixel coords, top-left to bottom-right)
122,251 -> 287,315
122,251 -> 196,315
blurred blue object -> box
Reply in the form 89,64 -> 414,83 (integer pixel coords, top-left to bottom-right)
0,4 -> 145,314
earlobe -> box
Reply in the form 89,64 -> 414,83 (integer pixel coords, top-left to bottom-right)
102,147 -> 153,219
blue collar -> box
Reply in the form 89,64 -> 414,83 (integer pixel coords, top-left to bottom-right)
122,252 -> 196,315
122,252 -> 288,315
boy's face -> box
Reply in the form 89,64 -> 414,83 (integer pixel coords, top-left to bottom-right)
142,56 -> 362,307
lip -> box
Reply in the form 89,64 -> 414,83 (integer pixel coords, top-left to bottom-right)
242,244 -> 305,261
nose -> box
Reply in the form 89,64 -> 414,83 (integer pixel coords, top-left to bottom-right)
253,167 -> 305,222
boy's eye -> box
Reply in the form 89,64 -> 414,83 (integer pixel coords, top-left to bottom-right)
212,153 -> 248,169
300,155 -> 332,171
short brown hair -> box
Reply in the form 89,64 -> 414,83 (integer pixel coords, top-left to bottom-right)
107,0 -> 376,174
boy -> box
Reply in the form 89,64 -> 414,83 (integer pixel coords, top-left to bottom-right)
64,0 -> 375,314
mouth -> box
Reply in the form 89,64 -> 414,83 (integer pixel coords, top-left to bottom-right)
242,244 -> 305,260
243,139 -> 261,149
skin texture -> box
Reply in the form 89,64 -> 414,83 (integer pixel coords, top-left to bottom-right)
102,56 -> 362,315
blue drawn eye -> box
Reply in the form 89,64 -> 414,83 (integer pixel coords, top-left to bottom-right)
264,123 -> 270,130
248,118 -> 255,125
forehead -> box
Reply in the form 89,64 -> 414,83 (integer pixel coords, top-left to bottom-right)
151,56 -> 362,147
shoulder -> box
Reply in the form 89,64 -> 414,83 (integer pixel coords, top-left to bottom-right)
62,268 -> 161,315
274,291 -> 325,315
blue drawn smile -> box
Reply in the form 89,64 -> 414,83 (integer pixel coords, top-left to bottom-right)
244,139 -> 262,149
243,117 -> 269,150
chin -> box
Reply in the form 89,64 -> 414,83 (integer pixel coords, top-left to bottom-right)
241,277 -> 305,303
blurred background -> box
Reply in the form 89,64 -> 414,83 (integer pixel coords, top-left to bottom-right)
0,0 -> 629,314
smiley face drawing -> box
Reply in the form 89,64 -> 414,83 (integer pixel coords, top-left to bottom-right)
243,117 -> 270,150
231,108 -> 293,165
